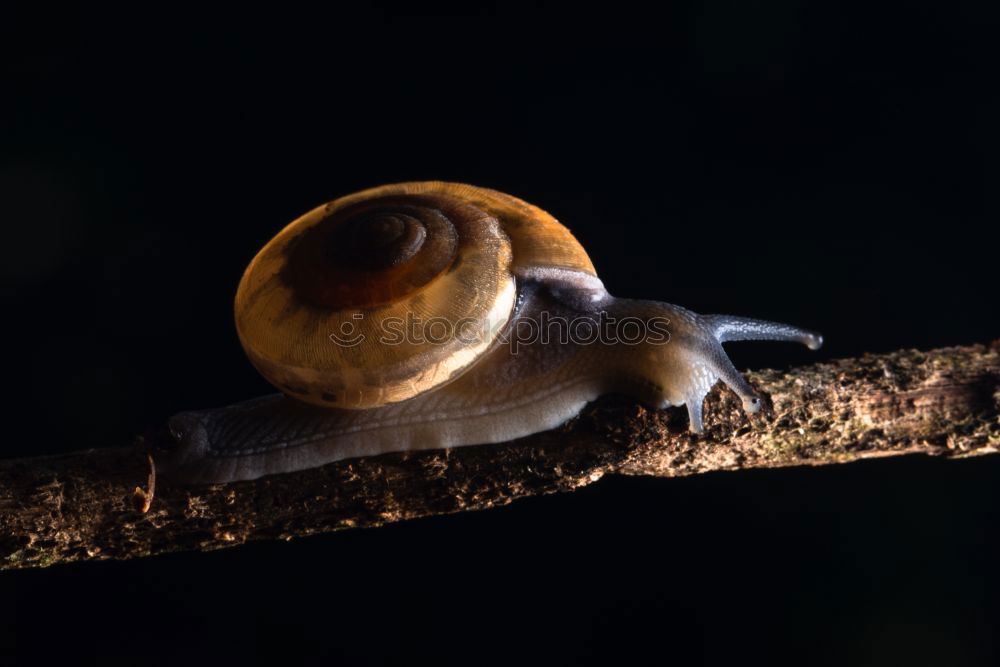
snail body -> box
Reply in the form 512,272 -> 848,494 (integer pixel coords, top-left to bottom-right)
159,182 -> 821,484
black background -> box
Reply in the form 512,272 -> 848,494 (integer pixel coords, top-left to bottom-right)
2,2 -> 998,665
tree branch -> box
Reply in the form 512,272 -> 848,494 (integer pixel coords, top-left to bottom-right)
2,343 -> 998,570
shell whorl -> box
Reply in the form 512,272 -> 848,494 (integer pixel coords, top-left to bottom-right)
234,182 -> 597,409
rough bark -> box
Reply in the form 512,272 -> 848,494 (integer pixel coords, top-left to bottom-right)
2,343 -> 998,571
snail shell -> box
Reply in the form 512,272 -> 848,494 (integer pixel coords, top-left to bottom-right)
160,182 -> 822,483
235,182 -> 601,409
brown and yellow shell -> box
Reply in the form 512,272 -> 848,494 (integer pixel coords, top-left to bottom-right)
234,182 -> 597,409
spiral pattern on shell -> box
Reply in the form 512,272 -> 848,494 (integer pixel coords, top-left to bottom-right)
235,182 -> 597,409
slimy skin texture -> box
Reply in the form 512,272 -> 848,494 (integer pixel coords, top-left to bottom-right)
158,182 -> 822,484
159,280 -> 821,484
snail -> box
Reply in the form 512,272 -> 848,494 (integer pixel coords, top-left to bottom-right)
157,182 -> 822,484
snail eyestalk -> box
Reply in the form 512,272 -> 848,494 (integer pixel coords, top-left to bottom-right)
704,314 -> 824,351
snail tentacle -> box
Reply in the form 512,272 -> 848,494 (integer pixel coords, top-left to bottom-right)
703,314 -> 823,350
